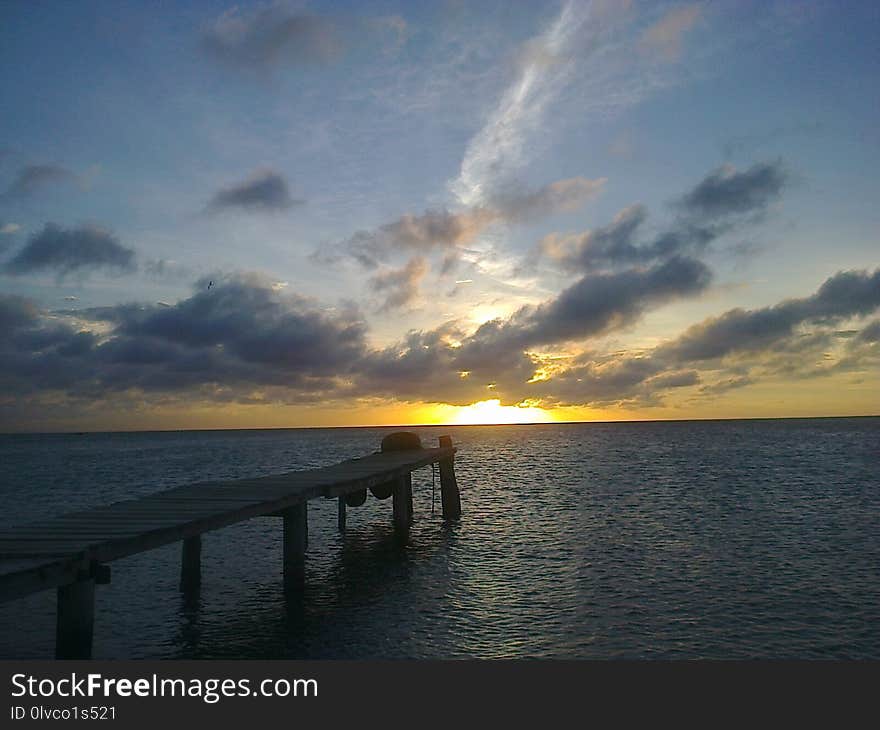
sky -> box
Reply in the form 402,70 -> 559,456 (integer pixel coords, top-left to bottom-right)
0,0 -> 878,432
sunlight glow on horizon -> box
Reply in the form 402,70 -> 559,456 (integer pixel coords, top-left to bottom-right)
444,398 -> 554,425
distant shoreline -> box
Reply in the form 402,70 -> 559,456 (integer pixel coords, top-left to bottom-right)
2,413 -> 878,437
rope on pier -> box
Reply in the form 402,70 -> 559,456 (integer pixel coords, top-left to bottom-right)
431,462 -> 437,515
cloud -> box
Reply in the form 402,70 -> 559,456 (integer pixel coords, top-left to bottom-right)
854,319 -> 880,344
539,204 -> 648,270
538,161 -> 786,272
2,164 -> 77,199
698,375 -> 754,395
322,176 -> 604,268
677,160 -> 786,220
493,176 -> 606,220
2,266 -> 879,418
459,255 -> 712,362
357,266 -> 880,410
369,256 -> 428,311
143,258 -> 194,281
378,208 -> 496,253
525,266 -> 880,407
109,274 -> 365,375
451,1 -> 592,206
0,252 -> 711,412
640,4 -> 702,62
354,255 -> 712,408
201,5 -> 341,71
206,169 -> 301,213
3,223 -> 136,278
0,274 -> 367,406
646,369 -> 700,389
0,294 -> 39,332
320,206 -> 495,269
0,222 -> 19,255
656,267 -> 880,363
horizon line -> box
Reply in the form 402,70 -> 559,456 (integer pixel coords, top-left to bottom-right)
2,413 -> 878,437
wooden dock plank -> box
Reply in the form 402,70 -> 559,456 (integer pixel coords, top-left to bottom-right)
0,444 -> 455,597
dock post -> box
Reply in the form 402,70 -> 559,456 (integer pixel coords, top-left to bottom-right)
283,502 -> 308,588
180,536 -> 202,593
337,496 -> 346,531
438,435 -> 462,520
392,472 -> 413,531
55,572 -> 95,659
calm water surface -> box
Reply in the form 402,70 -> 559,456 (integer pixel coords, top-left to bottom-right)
0,418 -> 877,659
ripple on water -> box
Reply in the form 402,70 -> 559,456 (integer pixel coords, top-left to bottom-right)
0,418 -> 878,658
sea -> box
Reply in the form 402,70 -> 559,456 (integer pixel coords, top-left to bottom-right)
0,417 -> 877,659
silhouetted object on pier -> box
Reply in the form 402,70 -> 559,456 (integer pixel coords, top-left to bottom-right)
380,431 -> 422,452
0,434 -> 461,659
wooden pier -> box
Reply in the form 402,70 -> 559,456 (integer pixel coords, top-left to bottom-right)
0,433 -> 460,659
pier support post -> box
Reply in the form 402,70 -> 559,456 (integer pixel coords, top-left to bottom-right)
283,502 -> 308,588
55,573 -> 95,659
180,535 -> 201,593
392,472 -> 413,532
438,435 -> 461,520
337,496 -> 346,531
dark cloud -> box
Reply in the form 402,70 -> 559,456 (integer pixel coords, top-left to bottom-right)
2,164 -> 77,199
854,319 -> 880,344
529,267 -> 880,407
0,255 -> 710,412
354,256 -> 712,406
0,294 -> 38,333
1,264 -> 878,418
460,256 -> 711,362
202,6 -> 341,70
3,223 -> 136,278
539,161 -> 787,273
657,267 -> 880,363
207,169 -> 301,213
369,256 -> 428,311
0,274 -> 367,403
442,266 -> 880,409
538,204 -> 648,270
355,325 -> 536,407
677,160 -> 786,220
110,275 -> 365,373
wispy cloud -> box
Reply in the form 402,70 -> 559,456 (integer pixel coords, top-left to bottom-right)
639,4 -> 702,63
450,1 -> 592,207
201,5 -> 341,71
2,164 -> 78,199
317,176 -> 604,269
369,256 -> 428,312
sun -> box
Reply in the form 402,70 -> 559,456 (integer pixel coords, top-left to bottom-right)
449,399 -> 553,425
